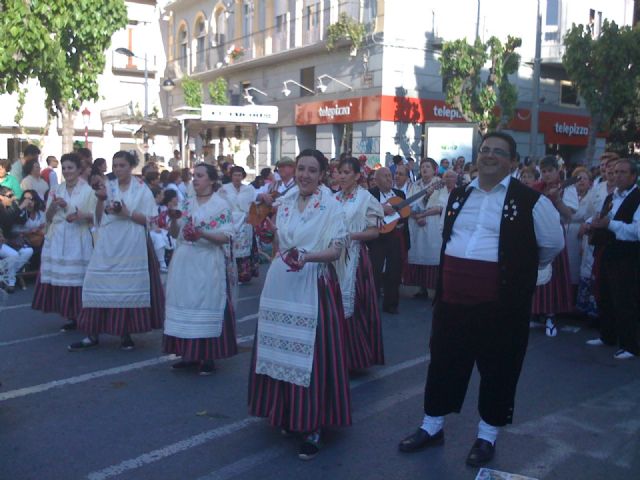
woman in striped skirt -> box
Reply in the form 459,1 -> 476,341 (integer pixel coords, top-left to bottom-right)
531,156 -> 576,337
32,153 -> 95,331
68,151 -> 164,351
248,149 -> 350,460
334,156 -> 384,371
163,164 -> 237,375
404,158 -> 446,298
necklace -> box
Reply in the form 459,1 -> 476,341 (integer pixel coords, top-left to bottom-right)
196,191 -> 213,198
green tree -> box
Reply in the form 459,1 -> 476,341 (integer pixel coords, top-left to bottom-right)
208,78 -> 229,105
0,0 -> 128,152
182,76 -> 203,108
439,36 -> 521,135
563,20 -> 640,163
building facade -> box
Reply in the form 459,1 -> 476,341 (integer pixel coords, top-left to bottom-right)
162,0 -> 634,170
0,0 -> 172,170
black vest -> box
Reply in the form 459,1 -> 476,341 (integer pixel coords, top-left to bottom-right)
600,187 -> 640,261
436,179 -> 541,309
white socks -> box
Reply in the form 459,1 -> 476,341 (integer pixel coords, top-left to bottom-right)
420,416 -> 498,444
477,419 -> 498,445
420,414 -> 444,435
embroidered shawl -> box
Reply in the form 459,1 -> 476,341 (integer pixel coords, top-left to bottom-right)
255,187 -> 347,387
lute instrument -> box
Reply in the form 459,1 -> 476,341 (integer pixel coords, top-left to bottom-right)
379,180 -> 444,234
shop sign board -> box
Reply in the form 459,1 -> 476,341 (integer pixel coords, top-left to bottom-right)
426,125 -> 476,163
200,105 -> 279,124
295,96 -> 381,125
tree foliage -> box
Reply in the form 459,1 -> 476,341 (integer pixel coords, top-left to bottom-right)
182,76 -> 203,108
563,21 -> 640,162
208,78 -> 229,105
0,0 -> 128,114
440,35 -> 521,135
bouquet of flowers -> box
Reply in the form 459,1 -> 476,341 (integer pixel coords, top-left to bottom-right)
182,220 -> 201,242
281,247 -> 305,272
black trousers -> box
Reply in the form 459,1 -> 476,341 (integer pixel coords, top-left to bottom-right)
598,256 -> 640,355
423,301 -> 530,427
368,230 -> 402,309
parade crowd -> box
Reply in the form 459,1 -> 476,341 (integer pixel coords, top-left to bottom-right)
1,132 -> 638,466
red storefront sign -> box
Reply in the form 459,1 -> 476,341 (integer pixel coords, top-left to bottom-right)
295,96 -> 381,125
296,95 -> 594,146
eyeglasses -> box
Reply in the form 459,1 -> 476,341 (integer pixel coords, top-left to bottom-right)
478,147 -> 511,159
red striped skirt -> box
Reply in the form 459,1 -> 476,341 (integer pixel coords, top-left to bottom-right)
403,264 -> 439,290
162,284 -> 238,361
342,245 -> 384,370
77,237 -> 165,336
531,246 -> 574,315
247,265 -> 352,432
31,276 -> 83,321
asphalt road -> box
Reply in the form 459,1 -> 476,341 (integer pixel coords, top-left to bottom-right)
1,268 -> 639,480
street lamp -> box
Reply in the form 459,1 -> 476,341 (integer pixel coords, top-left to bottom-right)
81,107 -> 91,147
316,74 -> 353,93
282,79 -> 314,97
243,87 -> 267,105
161,78 -> 175,92
116,47 -> 149,118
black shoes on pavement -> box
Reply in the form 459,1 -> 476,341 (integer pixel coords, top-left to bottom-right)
399,429 -> 495,467
398,428 -> 444,452
465,439 -> 495,467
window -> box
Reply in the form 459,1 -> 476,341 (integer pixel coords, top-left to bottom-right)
305,3 -> 320,30
243,2 -> 252,51
178,26 -> 188,71
300,66 -> 314,97
196,17 -> 206,69
213,9 -> 226,46
544,0 -> 560,42
560,81 -> 579,106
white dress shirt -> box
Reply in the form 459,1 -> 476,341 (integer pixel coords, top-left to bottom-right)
445,175 -> 564,266
607,185 -> 640,241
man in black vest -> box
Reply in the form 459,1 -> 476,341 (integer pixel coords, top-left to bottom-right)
586,158 -> 640,359
368,167 -> 409,314
398,132 -> 564,467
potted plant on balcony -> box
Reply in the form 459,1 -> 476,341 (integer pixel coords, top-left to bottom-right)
229,46 -> 245,61
326,13 -> 365,56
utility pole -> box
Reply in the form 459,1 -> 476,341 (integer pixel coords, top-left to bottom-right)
475,0 -> 481,40
529,0 -> 542,160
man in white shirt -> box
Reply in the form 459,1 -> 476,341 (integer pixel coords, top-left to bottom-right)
398,132 -> 564,467
586,158 -> 640,359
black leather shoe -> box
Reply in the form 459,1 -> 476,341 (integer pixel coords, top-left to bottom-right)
383,306 -> 399,314
465,439 -> 495,467
398,428 -> 444,452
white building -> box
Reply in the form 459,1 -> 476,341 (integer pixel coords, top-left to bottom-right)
0,0 -> 173,170
161,0 -> 634,169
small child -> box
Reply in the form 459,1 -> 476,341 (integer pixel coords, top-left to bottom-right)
149,188 -> 177,272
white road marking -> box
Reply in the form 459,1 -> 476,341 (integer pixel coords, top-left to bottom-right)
85,355 -> 429,480
0,303 -> 32,313
0,332 -> 60,347
237,313 -> 258,324
0,313 -> 258,348
0,355 -> 176,402
237,295 -> 260,303
507,380 -> 640,477
198,384 -> 425,480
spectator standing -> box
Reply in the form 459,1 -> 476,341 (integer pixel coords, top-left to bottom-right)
41,156 -> 59,189
20,159 -> 49,202
0,158 -> 23,197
